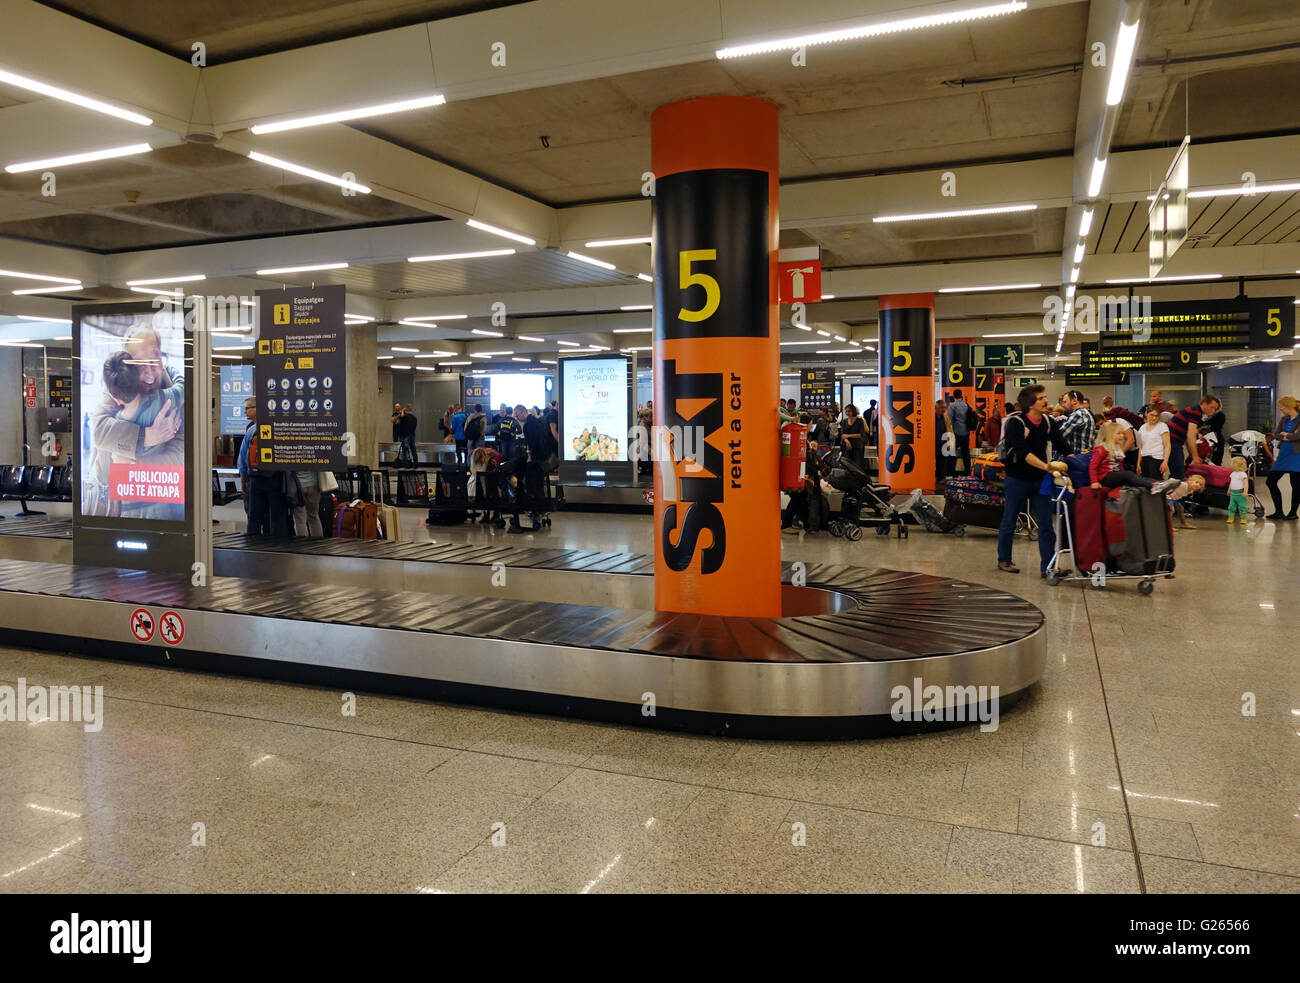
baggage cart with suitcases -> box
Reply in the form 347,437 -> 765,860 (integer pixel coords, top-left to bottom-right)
1048,483 -> 1174,594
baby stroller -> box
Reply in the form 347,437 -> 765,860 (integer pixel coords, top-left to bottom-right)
820,447 -> 908,539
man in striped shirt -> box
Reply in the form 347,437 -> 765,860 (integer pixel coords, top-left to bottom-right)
1166,394 -> 1221,479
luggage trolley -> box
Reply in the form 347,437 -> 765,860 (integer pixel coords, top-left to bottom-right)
1044,482 -> 1174,595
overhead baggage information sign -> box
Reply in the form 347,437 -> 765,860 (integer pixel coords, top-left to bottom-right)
1066,369 -> 1130,386
1098,296 -> 1294,350
219,364 -> 253,435
972,344 -> 1023,367
800,367 -> 835,410
1083,343 -> 1195,372
256,285 -> 347,471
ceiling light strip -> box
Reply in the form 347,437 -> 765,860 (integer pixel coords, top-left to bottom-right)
873,204 -> 1036,224
5,143 -> 151,174
247,151 -> 370,194
251,94 -> 445,135
0,67 -> 152,125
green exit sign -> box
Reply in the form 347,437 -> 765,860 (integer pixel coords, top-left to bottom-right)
1013,377 -> 1038,389
973,344 -> 1025,367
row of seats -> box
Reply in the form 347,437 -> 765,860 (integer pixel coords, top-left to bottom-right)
0,465 -> 72,502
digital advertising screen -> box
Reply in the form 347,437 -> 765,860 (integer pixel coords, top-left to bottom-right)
77,306 -> 187,524
561,356 -> 629,464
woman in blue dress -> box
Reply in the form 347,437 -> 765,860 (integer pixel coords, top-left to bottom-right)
1265,395 -> 1299,520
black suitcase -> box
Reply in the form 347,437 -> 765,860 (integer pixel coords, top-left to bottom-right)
942,497 -> 1004,529
912,495 -> 963,534
1108,488 -> 1175,575
426,466 -> 470,525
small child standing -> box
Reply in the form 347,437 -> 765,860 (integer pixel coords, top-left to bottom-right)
1226,456 -> 1251,524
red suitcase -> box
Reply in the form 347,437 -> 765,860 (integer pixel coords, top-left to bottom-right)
1186,461 -> 1231,488
1072,486 -> 1111,572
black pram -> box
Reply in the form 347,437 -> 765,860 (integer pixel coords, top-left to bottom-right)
820,447 -> 908,539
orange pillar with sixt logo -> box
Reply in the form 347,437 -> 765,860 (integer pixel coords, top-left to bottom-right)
879,294 -> 937,494
941,338 -> 974,449
650,96 -> 781,618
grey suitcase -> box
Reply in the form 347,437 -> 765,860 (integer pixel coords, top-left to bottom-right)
1108,488 -> 1175,576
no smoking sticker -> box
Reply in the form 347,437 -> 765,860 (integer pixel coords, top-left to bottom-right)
129,608 -> 154,642
159,611 -> 185,645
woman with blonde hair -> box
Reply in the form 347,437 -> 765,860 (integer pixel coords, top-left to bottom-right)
1265,395 -> 1300,520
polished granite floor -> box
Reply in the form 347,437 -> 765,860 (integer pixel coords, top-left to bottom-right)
0,496 -> 1296,894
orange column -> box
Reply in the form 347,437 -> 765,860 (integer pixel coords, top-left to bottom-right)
650,96 -> 781,618
879,294 -> 937,494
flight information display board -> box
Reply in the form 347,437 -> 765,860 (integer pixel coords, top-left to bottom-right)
1066,369 -> 1130,386
1098,296 -> 1294,350
1083,343 -> 1196,372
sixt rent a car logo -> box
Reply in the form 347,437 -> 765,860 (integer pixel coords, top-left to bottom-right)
884,384 -> 916,474
656,358 -> 725,573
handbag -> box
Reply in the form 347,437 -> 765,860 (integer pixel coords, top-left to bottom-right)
319,470 -> 339,493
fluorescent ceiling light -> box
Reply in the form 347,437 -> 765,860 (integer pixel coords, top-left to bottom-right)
471,328 -> 504,337
1088,158 -> 1107,197
247,151 -> 370,194
1073,244 -> 1085,264
816,329 -> 831,337
834,335 -> 846,342
511,357 -> 532,362
5,143 -> 151,174
716,2 -> 1026,58
938,282 -> 1041,293
416,366 -> 442,372
377,355 -> 394,360
539,360 -> 557,365
586,237 -> 651,248
1079,208 -> 1094,237
474,350 -> 514,356
821,294 -> 836,299
404,314 -> 467,321
983,332 -> 1042,338
391,347 -> 419,353
212,353 -> 243,360
620,305 -> 652,311
439,361 -> 472,366
398,319 -> 438,328
1065,285 -> 1076,299
517,335 -> 545,343
408,249 -> 515,263
130,286 -> 182,297
1106,273 -> 1223,284
1106,21 -> 1141,106
614,327 -> 652,333
556,340 -> 582,347
780,340 -> 824,346
874,203 -> 1036,223
1183,180 -> 1300,199
636,273 -> 653,282
816,348 -> 862,354
344,314 -> 374,322
255,261 -> 348,276
53,335 -> 72,341
12,284 -> 81,295
414,351 -> 457,358
0,268 -> 81,285
389,364 -> 412,370
798,325 -> 812,331
466,218 -> 535,246
566,251 -> 617,271
251,93 -> 445,135
0,67 -> 152,125
1069,267 -> 1080,284
126,274 -> 205,286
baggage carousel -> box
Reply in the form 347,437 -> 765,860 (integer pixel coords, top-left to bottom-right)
0,519 -> 1046,738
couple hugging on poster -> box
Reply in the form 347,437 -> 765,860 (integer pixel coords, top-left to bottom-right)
85,324 -> 185,520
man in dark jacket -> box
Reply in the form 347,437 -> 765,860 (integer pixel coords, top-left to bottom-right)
997,385 -> 1071,577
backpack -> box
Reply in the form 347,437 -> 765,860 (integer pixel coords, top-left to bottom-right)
965,404 -> 979,431
244,427 -> 260,470
465,413 -> 484,440
995,413 -> 1024,463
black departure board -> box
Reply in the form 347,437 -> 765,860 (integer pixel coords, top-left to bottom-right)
1065,369 -> 1130,386
1097,296 -> 1294,350
1082,343 -> 1196,371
